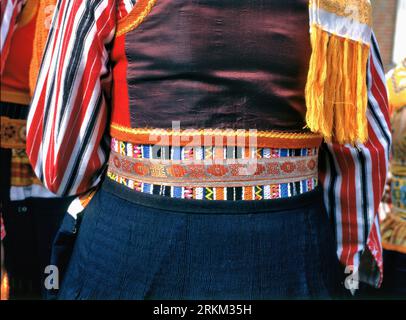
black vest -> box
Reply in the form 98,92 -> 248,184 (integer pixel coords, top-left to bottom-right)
125,0 -> 311,131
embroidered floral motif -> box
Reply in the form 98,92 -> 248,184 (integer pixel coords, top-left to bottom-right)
109,152 -> 319,187
107,139 -> 319,200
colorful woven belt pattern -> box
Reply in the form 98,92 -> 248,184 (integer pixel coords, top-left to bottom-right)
107,138 -> 319,201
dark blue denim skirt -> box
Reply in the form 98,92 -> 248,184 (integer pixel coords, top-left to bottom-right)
58,179 -> 343,300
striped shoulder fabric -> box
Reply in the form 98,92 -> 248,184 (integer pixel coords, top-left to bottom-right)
319,33 -> 391,288
27,0 -> 136,196
0,0 -> 25,73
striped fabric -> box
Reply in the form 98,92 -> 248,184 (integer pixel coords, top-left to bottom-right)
23,1 -> 391,287
319,35 -> 391,286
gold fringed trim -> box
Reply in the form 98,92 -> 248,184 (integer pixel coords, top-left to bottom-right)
116,0 -> 157,37
110,124 -> 323,148
305,24 -> 370,145
381,213 -> 406,254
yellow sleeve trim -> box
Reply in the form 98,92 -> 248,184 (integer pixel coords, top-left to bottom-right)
305,25 -> 370,145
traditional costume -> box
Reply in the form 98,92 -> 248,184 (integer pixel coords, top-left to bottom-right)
26,0 -> 391,299
0,0 -> 72,298
380,58 -> 406,297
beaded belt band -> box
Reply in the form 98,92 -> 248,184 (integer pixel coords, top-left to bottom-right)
107,138 -> 319,201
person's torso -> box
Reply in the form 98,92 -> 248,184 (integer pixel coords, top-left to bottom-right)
111,0 -> 311,132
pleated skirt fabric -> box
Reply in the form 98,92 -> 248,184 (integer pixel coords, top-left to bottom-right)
58,179 -> 343,300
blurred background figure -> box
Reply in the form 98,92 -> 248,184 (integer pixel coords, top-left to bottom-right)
0,0 -> 72,299
379,58 -> 406,298
369,0 -> 406,299
371,0 -> 405,72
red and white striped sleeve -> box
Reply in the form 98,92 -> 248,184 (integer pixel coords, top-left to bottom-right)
26,0 -> 136,196
319,33 -> 391,288
0,0 -> 25,73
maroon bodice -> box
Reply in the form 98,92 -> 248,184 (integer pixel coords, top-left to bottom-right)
124,0 -> 311,131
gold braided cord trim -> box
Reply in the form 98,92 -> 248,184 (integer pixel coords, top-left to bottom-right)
311,0 -> 372,26
110,123 -> 322,140
116,0 -> 157,37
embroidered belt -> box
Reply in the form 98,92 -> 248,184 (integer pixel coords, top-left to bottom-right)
107,138 -> 319,201
0,116 -> 27,149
